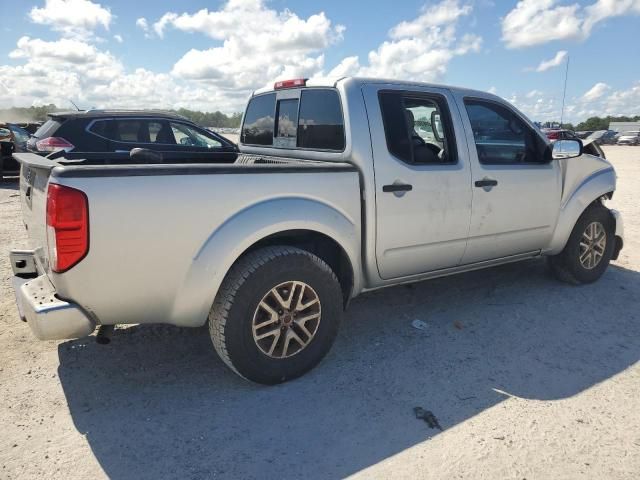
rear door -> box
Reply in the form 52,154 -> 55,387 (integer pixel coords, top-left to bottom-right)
456,96 -> 561,264
363,85 -> 473,279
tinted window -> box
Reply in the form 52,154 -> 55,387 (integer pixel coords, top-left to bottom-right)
89,120 -> 109,137
115,120 -> 147,142
297,89 -> 345,150
379,91 -> 455,164
276,99 -> 298,138
242,93 -> 275,145
465,100 -> 542,164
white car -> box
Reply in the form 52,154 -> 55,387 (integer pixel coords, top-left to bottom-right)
616,131 -> 640,145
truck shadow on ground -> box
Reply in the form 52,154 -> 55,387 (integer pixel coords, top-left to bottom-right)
57,259 -> 640,479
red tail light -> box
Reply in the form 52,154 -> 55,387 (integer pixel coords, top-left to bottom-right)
36,137 -> 75,153
46,184 -> 89,272
274,78 -> 306,89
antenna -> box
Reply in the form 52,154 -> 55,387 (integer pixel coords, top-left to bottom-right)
69,99 -> 81,111
560,54 -> 569,127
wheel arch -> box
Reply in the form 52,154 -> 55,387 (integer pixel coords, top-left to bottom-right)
546,166 -> 617,255
169,197 -> 362,327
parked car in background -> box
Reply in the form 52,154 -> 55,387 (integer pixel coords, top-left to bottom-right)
0,123 -> 30,179
616,131 -> 640,145
27,110 -> 238,161
588,130 -> 618,145
542,128 -> 577,141
575,130 -> 593,139
16,122 -> 43,135
10,77 -> 624,384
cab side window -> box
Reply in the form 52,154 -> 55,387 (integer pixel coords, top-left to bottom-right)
379,91 -> 456,165
464,99 -> 545,164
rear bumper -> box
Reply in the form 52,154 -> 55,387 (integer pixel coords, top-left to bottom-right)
10,250 -> 95,340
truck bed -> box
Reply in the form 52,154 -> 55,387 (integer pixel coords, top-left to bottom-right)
14,152 -> 361,330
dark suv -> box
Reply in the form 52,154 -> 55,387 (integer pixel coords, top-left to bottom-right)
27,110 -> 238,162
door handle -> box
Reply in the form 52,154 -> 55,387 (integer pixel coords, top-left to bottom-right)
474,178 -> 498,188
383,183 -> 413,193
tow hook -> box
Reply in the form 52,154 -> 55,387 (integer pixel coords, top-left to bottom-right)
96,325 -> 115,345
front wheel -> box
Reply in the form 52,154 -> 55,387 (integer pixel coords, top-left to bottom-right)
548,203 -> 615,284
208,246 -> 343,384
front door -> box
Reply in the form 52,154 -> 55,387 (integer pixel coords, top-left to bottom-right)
456,96 -> 561,264
363,85 -> 473,280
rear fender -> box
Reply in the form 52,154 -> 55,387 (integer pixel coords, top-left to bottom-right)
170,197 -> 361,327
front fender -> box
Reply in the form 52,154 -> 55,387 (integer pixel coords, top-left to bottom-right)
547,165 -> 616,255
170,197 -> 362,327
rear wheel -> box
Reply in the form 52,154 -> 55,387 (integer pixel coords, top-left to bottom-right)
208,246 -> 343,384
548,203 -> 615,284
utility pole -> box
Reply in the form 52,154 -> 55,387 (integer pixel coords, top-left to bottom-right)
560,54 -> 570,127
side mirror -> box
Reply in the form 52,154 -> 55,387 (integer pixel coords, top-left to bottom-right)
552,139 -> 583,160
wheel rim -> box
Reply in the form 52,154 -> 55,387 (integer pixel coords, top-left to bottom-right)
579,221 -> 607,270
252,281 -> 321,359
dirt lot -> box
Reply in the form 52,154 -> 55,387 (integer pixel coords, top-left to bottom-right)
1,147 -> 639,479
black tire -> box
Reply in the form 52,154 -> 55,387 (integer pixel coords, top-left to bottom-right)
208,246 -> 343,384
548,203 -> 615,285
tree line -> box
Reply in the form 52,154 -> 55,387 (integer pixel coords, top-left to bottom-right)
0,104 -> 243,128
539,115 -> 640,132
2,105 -> 638,132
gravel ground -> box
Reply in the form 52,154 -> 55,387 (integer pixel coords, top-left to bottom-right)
1,146 -> 639,479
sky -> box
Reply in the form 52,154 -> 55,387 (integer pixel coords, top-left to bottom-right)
0,0 -> 639,123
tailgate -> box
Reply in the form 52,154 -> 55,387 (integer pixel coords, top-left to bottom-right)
14,153 -> 55,265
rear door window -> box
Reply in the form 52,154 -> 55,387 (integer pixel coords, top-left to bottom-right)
242,93 -> 276,145
378,91 -> 456,164
297,89 -> 345,150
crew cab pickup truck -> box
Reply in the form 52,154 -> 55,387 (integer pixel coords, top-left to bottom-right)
10,77 -> 624,384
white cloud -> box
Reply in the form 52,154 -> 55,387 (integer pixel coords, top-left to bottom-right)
581,82 -> 610,101
502,0 -> 640,49
505,82 -> 640,123
113,34 -> 123,43
136,17 -> 149,31
29,0 -> 112,38
1,34 -> 255,112
530,50 -> 568,72
328,0 -> 481,82
163,0 -> 344,92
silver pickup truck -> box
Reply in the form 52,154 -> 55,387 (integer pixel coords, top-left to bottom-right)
10,77 -> 624,384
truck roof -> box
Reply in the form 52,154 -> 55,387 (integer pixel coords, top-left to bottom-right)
252,76 -> 498,99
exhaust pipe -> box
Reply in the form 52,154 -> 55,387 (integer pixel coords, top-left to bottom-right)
96,325 -> 115,345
